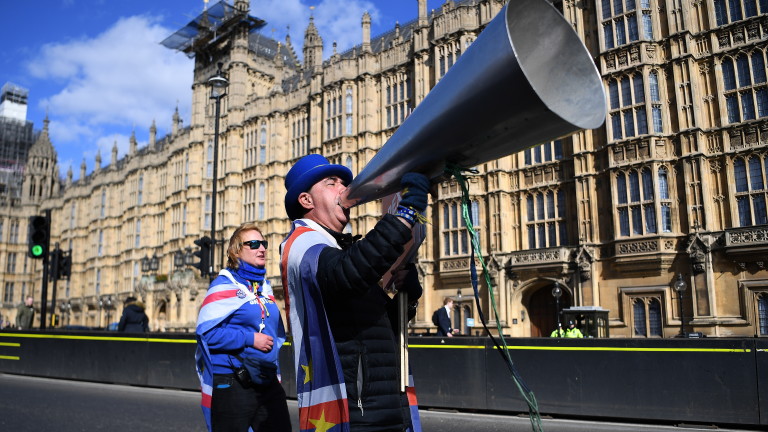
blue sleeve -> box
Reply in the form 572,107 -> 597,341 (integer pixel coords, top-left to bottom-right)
201,313 -> 255,350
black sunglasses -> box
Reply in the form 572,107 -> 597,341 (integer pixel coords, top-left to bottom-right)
242,240 -> 268,250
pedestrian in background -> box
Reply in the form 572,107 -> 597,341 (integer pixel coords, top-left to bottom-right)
117,296 -> 149,333
196,223 -> 290,432
15,296 -> 34,329
433,296 -> 459,337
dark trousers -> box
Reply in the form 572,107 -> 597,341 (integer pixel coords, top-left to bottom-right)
211,374 -> 292,432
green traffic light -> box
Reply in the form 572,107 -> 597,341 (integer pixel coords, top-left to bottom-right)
31,245 -> 44,257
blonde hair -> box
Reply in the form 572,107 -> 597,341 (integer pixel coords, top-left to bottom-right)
226,223 -> 264,269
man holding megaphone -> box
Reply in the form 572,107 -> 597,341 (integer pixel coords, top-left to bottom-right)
280,154 -> 427,432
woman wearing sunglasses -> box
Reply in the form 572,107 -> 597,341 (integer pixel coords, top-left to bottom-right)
195,223 -> 291,432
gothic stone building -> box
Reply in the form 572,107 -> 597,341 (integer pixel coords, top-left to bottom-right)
2,0 -> 767,337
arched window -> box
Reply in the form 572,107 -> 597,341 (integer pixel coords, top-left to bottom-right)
759,294 -> 768,336
617,172 -> 627,204
135,219 -> 141,248
536,194 -> 545,219
633,299 -> 646,336
137,175 -> 144,206
749,157 -> 764,190
648,299 -> 662,336
260,123 -> 267,145
714,0 -> 728,25
258,182 -> 265,220
546,191 -> 555,218
633,74 -> 645,103
753,51 -> 767,84
609,80 -> 620,109
633,296 -> 663,337
658,167 -> 669,199
207,143 -> 213,178
621,77 -> 632,107
728,0 -> 743,21
527,195 -> 535,222
629,170 -> 641,202
100,189 -> 106,218
649,71 -> 660,101
735,158 -> 748,192
722,58 -> 737,90
737,55 -> 752,88
641,169 -> 654,200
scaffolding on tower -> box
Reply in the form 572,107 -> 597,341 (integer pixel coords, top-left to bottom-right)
161,0 -> 266,57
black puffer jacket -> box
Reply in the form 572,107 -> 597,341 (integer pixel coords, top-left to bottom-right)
317,214 -> 421,432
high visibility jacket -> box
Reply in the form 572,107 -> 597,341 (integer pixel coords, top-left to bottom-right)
565,327 -> 584,338
550,328 -> 565,337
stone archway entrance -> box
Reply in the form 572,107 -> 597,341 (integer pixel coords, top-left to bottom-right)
528,284 -> 571,337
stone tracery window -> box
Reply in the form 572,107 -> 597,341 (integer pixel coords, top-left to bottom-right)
292,112 -> 309,157
714,0 -> 765,26
608,73 -> 652,141
733,155 -> 768,226
632,296 -> 663,337
524,140 -> 563,165
441,200 -> 480,256
384,74 -> 411,129
722,51 -> 768,124
600,0 -> 653,50
615,166 -> 670,237
526,189 -> 567,248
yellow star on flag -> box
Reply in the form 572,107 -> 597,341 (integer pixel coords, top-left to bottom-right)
309,410 -> 336,432
301,359 -> 313,384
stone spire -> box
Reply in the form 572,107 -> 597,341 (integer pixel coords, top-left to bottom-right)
22,115 -> 59,203
111,141 -> 118,166
418,0 -> 428,26
172,105 -> 181,136
362,12 -> 371,53
94,150 -> 101,173
129,129 -> 137,155
66,165 -> 73,186
303,15 -> 323,73
80,159 -> 87,180
149,119 -> 157,148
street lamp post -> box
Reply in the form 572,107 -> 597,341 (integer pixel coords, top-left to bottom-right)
104,296 -> 113,329
673,273 -> 687,337
552,283 -> 563,337
174,250 -> 184,269
208,63 -> 229,280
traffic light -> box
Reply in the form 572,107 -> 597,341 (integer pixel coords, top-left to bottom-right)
193,236 -> 212,277
58,251 -> 72,279
27,215 -> 49,259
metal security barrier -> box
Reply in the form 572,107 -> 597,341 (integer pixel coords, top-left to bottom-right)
0,330 -> 764,428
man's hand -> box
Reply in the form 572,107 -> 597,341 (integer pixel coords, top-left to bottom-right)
399,173 -> 430,213
389,262 -> 422,300
253,332 -> 274,352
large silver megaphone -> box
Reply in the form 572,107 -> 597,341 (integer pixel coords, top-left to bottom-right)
341,0 -> 606,208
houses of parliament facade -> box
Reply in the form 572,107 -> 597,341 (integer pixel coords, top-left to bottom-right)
1,0 -> 766,338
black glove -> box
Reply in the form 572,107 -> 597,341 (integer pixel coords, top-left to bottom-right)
399,172 -> 430,213
402,263 -> 423,301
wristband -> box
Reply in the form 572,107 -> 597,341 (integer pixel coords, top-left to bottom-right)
395,205 -> 425,225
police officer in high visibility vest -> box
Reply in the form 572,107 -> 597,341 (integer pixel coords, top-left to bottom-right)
550,320 -> 584,338
565,320 -> 584,338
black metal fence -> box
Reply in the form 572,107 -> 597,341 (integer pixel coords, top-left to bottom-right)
0,330 -> 764,427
